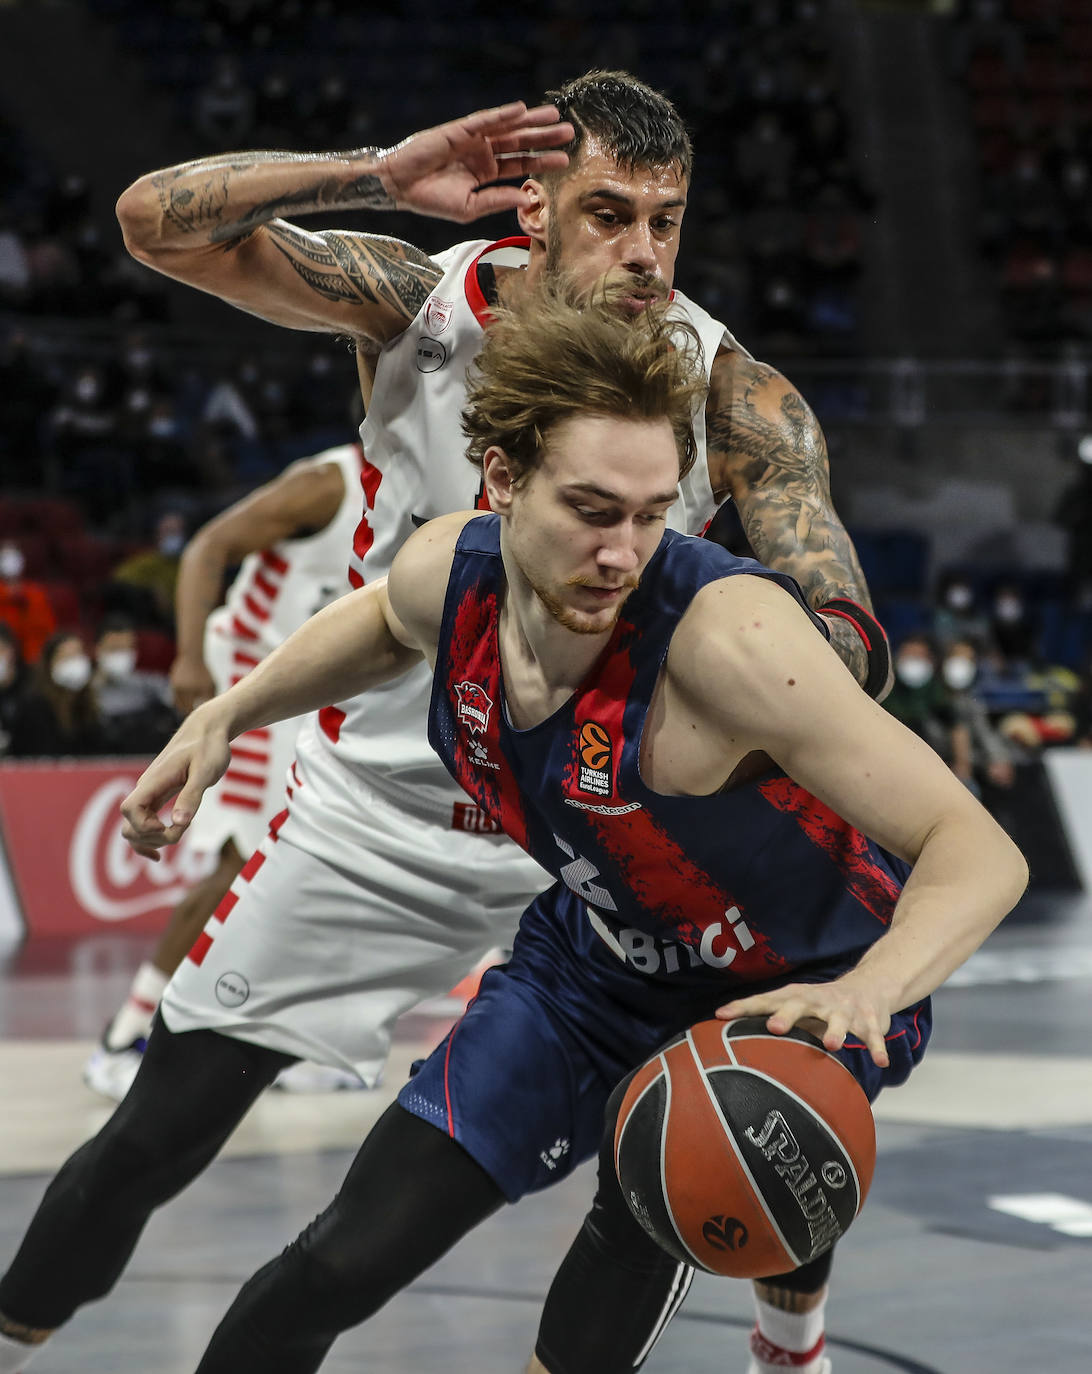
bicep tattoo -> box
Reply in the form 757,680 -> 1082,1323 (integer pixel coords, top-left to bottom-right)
266,223 -> 439,329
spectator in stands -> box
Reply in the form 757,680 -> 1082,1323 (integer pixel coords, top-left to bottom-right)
0,624 -> 29,757
93,613 -> 176,754
942,637 -> 1016,795
884,632 -> 960,758
106,511 -> 186,633
0,539 -> 56,664
932,572 -> 993,650
191,56 -> 255,151
989,581 -> 1038,662
8,629 -> 108,758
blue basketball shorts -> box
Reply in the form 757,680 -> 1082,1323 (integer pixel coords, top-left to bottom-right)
397,899 -> 931,1202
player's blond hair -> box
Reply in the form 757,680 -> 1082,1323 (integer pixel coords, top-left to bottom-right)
461,285 -> 706,485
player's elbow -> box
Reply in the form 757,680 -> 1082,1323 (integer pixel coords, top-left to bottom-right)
116,178 -> 168,263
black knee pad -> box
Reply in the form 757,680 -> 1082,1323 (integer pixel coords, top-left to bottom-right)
756,1246 -> 835,1293
536,1073 -> 694,1374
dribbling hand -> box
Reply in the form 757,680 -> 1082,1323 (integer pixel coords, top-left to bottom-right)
716,976 -> 893,1069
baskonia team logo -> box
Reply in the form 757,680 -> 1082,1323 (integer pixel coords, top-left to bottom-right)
455,680 -> 493,736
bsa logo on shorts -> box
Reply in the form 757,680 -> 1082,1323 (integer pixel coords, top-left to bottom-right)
455,680 -> 493,735
416,337 -> 447,373
424,295 -> 454,334
577,720 -> 613,797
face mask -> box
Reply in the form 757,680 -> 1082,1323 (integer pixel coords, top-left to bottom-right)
159,533 -> 185,557
895,656 -> 934,688
995,597 -> 1023,623
75,376 -> 100,404
99,648 -> 137,680
942,657 -> 977,691
0,547 -> 24,580
945,585 -> 973,611
51,654 -> 92,692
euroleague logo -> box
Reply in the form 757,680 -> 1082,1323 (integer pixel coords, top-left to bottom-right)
702,1214 -> 749,1252
577,719 -> 613,797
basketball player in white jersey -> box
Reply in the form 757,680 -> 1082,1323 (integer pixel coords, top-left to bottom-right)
84,443 -> 366,1101
0,75 -> 889,1374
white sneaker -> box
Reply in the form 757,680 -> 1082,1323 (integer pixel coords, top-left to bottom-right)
82,1041 -> 144,1103
272,1061 -> 367,1093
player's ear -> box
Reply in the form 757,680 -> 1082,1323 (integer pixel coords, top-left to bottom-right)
517,179 -> 548,246
482,446 -> 516,512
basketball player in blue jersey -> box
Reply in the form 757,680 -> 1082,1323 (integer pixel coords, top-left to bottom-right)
117,293 -> 1026,1374
0,74 -> 892,1374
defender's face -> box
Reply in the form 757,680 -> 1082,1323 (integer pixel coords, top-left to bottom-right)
491,413 -> 681,637
540,139 -> 688,311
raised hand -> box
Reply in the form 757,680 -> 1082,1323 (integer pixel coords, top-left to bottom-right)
375,101 -> 574,222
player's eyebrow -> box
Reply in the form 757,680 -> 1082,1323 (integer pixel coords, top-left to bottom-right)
563,481 -> 679,507
579,188 -> 688,211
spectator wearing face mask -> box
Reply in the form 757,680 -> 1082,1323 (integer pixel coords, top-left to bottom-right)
882,632 -> 958,759
989,582 -> 1037,663
942,638 -> 1015,794
106,511 -> 187,632
0,539 -> 57,664
8,630 -> 109,757
932,572 -> 992,651
0,623 -> 29,756
93,613 -> 177,753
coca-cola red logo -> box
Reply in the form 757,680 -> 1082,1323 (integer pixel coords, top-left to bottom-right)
68,778 -> 215,922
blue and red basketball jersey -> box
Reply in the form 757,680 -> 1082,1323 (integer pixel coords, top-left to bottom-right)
428,515 -> 912,999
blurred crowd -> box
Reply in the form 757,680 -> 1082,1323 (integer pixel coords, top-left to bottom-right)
951,0 -> 1092,346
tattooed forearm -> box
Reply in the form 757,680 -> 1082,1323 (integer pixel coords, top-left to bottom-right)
148,150 -> 395,243
266,223 -> 438,328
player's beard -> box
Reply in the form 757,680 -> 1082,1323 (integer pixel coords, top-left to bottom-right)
529,569 -> 641,636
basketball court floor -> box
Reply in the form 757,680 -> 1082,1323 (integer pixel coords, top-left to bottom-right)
2,887 -> 1092,1374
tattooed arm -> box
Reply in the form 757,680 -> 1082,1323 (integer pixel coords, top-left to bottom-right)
706,351 -> 887,694
115,101 -> 572,346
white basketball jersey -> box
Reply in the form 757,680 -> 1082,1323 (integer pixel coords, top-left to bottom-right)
212,443 -> 365,658
309,238 -> 749,813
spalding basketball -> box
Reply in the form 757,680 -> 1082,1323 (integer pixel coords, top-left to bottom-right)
614,1017 -> 876,1278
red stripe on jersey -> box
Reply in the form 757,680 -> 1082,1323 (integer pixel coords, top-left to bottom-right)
319,705 -> 346,742
240,850 -> 266,883
267,806 -> 289,840
224,766 -> 267,788
233,650 -> 261,669
348,456 -> 385,585
563,624 -> 782,972
244,727 -> 271,741
220,792 -> 263,810
261,549 -> 289,575
443,587 -> 530,851
463,235 -> 530,327
188,931 -> 213,966
242,592 -> 270,622
213,890 -> 238,924
230,745 -> 270,766
253,570 -> 280,601
231,615 -> 259,641
361,458 -> 382,509
348,568 -> 364,590
758,776 -> 901,922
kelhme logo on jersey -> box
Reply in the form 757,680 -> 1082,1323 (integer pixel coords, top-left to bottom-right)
455,680 -> 493,736
577,720 -> 613,797
424,295 -> 454,334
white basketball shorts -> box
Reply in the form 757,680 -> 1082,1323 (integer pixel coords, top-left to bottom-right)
161,716 -> 550,1085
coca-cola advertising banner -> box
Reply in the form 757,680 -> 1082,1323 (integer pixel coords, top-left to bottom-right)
0,761 -> 215,938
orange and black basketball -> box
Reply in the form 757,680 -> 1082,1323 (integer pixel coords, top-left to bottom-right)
613,1017 -> 876,1278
